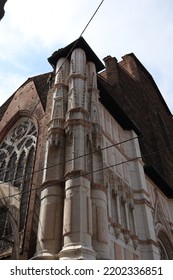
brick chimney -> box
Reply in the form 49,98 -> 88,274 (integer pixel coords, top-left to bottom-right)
103,55 -> 119,86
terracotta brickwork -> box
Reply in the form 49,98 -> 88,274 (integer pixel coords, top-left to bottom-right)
103,54 -> 173,196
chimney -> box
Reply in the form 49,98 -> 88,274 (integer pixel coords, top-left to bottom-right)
103,55 -> 119,86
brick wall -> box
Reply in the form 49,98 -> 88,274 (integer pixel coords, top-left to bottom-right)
103,54 -> 173,195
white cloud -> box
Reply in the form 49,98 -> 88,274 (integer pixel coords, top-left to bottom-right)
0,0 -> 173,112
5,0 -> 98,47
0,72 -> 27,105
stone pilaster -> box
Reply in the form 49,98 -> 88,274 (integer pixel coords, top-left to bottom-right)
59,48 -> 95,259
86,61 -> 110,259
33,58 -> 69,259
125,130 -> 159,259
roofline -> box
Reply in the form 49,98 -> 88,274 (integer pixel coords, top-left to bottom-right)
125,53 -> 172,116
0,72 -> 52,119
48,37 -> 105,72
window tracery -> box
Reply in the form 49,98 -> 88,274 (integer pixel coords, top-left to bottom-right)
158,240 -> 168,260
0,207 -> 8,237
0,117 -> 37,240
157,231 -> 173,260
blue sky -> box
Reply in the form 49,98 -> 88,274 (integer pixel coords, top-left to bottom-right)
0,0 -> 173,113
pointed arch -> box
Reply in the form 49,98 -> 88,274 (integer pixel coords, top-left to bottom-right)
157,230 -> 173,260
0,117 -> 37,243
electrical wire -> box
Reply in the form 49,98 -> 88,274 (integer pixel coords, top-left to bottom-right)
0,135 -> 140,202
79,0 -> 105,37
0,0 -> 106,181
0,134 -> 140,179
1,0 -> 173,249
0,142 -> 171,202
0,134 -> 141,221
0,140 -> 171,249
54,0 -> 105,76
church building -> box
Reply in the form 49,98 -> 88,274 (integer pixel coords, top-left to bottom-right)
0,37 -> 173,260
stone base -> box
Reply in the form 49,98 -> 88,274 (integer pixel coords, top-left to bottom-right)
58,244 -> 96,260
32,250 -> 58,260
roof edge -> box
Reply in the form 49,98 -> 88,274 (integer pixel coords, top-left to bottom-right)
121,53 -> 172,116
48,37 -> 105,72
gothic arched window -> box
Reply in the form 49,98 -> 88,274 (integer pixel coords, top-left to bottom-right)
0,117 -> 37,236
158,240 -> 168,260
158,231 -> 173,260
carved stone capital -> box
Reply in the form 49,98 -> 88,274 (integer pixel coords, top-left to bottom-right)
114,223 -> 121,239
47,128 -> 64,147
122,228 -> 130,244
131,234 -> 139,250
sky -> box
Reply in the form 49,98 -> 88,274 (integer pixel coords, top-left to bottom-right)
0,0 -> 173,113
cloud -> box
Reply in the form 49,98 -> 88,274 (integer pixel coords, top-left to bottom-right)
0,0 -> 173,112
4,0 -> 98,47
0,72 -> 27,105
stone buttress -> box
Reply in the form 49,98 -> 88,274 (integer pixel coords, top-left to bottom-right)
34,39 -> 108,259
33,57 -> 69,259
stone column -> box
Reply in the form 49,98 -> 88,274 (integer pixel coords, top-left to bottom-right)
59,48 -> 95,259
125,130 -> 159,259
33,58 -> 69,259
87,61 -> 110,259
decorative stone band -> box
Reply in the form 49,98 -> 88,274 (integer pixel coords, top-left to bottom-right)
91,183 -> 107,193
48,119 -> 65,130
134,198 -> 152,208
41,179 -> 64,189
64,119 -> 91,129
47,126 -> 65,135
47,128 -> 65,147
53,83 -> 68,90
139,239 -> 159,247
133,188 -> 150,197
66,107 -> 89,114
64,169 -> 90,181
67,72 -> 87,82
